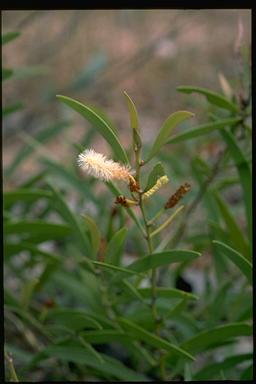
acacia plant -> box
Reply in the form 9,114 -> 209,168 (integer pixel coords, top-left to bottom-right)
55,92 -> 198,380
4,79 -> 252,381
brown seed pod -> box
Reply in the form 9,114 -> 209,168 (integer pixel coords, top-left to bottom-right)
115,195 -> 138,207
129,176 -> 140,192
115,195 -> 129,207
165,182 -> 191,209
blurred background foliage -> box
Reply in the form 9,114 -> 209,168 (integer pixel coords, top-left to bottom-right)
3,9 -> 252,382
3,10 -> 251,171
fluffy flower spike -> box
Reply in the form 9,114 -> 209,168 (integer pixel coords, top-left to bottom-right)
78,148 -> 133,182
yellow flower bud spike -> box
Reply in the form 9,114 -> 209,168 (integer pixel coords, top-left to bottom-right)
143,175 -> 169,200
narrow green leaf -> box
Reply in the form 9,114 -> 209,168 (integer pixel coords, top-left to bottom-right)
4,241 -> 60,262
33,341 -> 147,381
118,317 -> 195,361
2,31 -> 20,45
194,353 -> 253,380
82,214 -> 101,255
167,118 -> 241,144
220,129 -> 252,245
4,220 -> 71,242
80,329 -> 129,344
123,91 -> 139,131
105,227 -> 127,265
78,336 -> 104,364
57,95 -> 129,164
150,205 -> 184,238
146,110 -> 194,161
92,260 -> 145,278
138,287 -> 198,301
212,241 -> 252,284
4,189 -> 52,209
46,308 -> 102,331
180,323 -> 252,355
177,86 -> 239,112
119,279 -> 146,305
119,249 -> 200,276
165,297 -> 189,319
81,104 -> 119,135
144,162 -> 165,192
214,191 -> 250,258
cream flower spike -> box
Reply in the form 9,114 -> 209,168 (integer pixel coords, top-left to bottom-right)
78,148 -> 133,183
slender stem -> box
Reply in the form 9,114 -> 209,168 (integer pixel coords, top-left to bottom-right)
148,207 -> 165,226
140,200 -> 156,316
138,193 -> 166,380
150,205 -> 184,238
133,134 -> 166,380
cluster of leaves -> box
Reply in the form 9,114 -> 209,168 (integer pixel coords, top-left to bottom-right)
3,31 -> 252,381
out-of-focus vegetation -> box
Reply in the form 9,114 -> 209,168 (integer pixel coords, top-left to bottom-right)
3,10 -> 252,382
